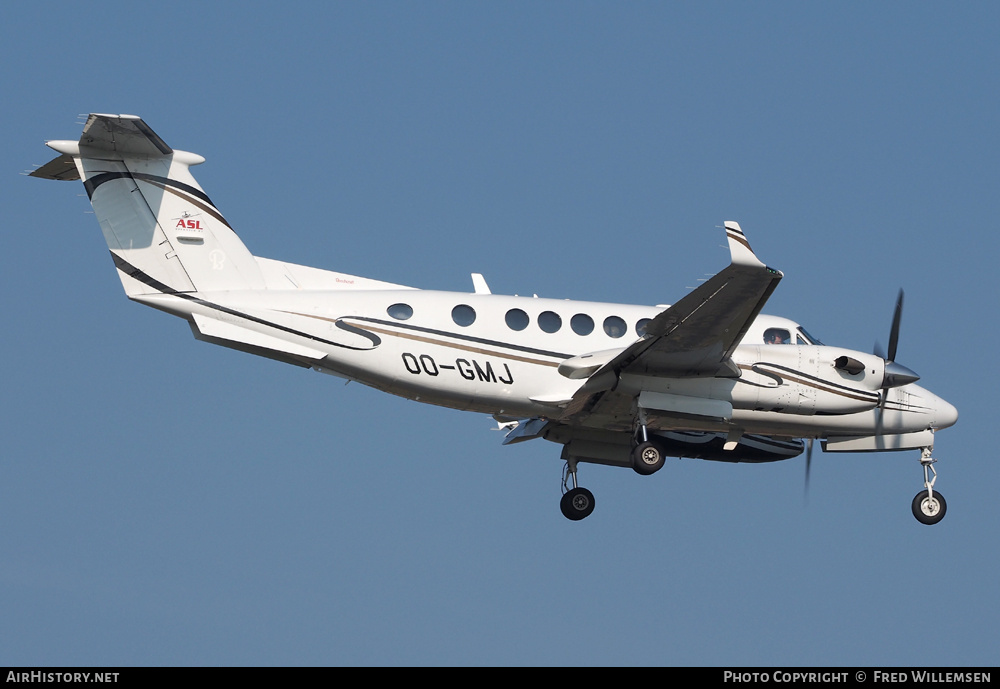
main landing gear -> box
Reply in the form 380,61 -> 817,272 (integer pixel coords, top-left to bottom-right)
631,415 -> 665,476
559,421 -> 667,521
560,459 -> 595,521
912,446 -> 947,525
632,441 -> 665,475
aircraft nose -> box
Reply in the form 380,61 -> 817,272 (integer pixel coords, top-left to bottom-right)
934,396 -> 959,430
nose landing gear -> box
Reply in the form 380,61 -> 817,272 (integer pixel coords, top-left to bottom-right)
912,447 -> 946,525
560,459 -> 595,521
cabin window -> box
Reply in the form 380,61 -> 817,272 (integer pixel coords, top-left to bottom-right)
452,304 -> 476,327
538,311 -> 562,333
636,318 -> 652,336
387,303 -> 413,320
764,328 -> 791,344
505,308 -> 529,331
603,316 -> 627,338
571,313 -> 594,336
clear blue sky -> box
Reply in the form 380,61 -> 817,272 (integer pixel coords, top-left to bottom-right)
2,2 -> 996,666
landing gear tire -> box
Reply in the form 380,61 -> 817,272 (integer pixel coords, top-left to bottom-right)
912,489 -> 947,525
632,441 -> 665,476
560,487 -> 595,521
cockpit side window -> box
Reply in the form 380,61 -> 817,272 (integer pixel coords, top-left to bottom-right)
764,328 -> 791,345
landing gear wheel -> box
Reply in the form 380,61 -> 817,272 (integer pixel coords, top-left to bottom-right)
560,487 -> 595,521
631,441 -> 665,476
912,489 -> 947,525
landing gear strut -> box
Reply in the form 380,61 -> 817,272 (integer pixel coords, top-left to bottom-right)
912,447 -> 947,525
560,459 -> 595,521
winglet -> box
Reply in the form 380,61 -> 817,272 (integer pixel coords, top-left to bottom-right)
724,221 -> 767,268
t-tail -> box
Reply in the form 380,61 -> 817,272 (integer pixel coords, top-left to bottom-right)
31,113 -> 264,296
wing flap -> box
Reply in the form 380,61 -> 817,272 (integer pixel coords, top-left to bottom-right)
638,390 -> 733,420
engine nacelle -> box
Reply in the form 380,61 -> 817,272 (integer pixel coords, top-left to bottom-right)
727,345 -> 884,415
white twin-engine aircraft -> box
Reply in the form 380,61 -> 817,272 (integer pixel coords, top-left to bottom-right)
32,114 -> 958,523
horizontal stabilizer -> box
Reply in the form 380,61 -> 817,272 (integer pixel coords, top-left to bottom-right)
79,113 -> 173,156
29,153 -> 80,181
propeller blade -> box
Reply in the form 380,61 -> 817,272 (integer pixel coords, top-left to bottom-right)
878,289 -> 919,392
887,289 -> 904,363
804,438 -> 814,502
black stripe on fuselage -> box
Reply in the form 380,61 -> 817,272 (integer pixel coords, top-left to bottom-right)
110,253 -> 380,351
740,362 -> 881,403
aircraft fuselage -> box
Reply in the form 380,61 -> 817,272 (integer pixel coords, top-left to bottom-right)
134,286 -> 956,442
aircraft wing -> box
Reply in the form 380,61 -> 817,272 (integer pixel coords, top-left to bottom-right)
559,222 -> 782,419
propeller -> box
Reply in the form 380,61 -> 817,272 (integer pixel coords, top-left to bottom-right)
808,291 -> 917,503
803,438 -> 813,502
874,289 -> 920,406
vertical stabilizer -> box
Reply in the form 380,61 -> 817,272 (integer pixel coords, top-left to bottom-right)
34,114 -> 264,296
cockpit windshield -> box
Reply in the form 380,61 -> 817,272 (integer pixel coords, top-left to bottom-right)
763,326 -> 824,345
797,327 -> 823,345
